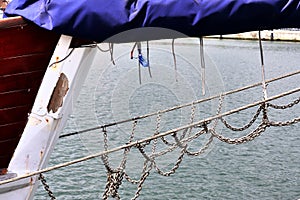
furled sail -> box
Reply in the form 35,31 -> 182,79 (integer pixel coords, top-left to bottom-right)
4,0 -> 300,42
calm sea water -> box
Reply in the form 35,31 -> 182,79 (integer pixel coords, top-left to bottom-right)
35,38 -> 299,200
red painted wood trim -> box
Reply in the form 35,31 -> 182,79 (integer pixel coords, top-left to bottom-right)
0,17 -> 60,169
0,70 -> 44,93
0,16 -> 27,29
0,88 -> 39,109
0,121 -> 26,140
0,53 -> 52,76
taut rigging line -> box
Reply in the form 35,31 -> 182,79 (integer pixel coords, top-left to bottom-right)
59,69 -> 300,139
1,85 -> 299,186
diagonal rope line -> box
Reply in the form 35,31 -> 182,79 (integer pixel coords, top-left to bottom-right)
200,37 -> 206,95
1,86 -> 300,186
171,39 -> 178,82
59,69 -> 300,138
258,31 -> 268,100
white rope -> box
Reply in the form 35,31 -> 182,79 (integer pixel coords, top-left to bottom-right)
258,31 -> 268,100
171,39 -> 178,82
200,37 -> 206,95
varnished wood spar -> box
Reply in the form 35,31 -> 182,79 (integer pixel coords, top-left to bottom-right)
0,17 -> 60,169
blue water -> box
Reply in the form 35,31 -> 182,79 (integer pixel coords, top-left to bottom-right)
34,38 -> 299,200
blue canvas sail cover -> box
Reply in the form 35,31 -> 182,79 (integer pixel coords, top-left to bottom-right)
4,0 -> 300,42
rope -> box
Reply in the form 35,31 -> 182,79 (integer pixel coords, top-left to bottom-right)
200,37 -> 206,95
109,43 -> 115,65
171,39 -> 178,82
146,41 -> 152,78
48,48 -> 75,68
1,86 -> 299,186
95,43 -> 111,52
59,69 -> 300,138
258,31 -> 268,100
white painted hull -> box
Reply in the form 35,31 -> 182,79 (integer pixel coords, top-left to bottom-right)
0,35 -> 97,199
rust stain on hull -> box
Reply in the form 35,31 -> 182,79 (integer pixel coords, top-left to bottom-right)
47,73 -> 69,113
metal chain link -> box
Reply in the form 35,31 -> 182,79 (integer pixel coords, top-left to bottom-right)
154,143 -> 186,177
211,122 -> 268,145
220,105 -> 263,131
267,97 -> 300,109
184,102 -> 196,139
98,84 -> 299,200
152,144 -> 178,158
268,117 -> 300,127
159,110 -> 173,146
131,161 -> 152,200
212,94 -> 224,130
136,143 -> 153,162
160,128 -> 188,146
124,172 -> 140,185
160,135 -> 174,146
262,102 -> 269,123
120,120 -> 137,169
153,128 -> 208,159
185,135 -> 214,156
150,127 -> 205,158
103,121 -> 139,199
101,127 -> 114,172
152,113 -> 161,154
103,170 -> 124,200
124,160 -> 151,185
39,173 -> 56,200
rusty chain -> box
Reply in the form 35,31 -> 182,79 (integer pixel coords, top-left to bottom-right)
185,135 -> 214,156
267,96 -> 300,109
152,112 -> 161,155
268,117 -> 300,127
103,170 -> 124,200
131,161 -> 152,200
98,88 -> 299,199
220,105 -> 263,131
211,122 -> 268,145
102,120 -> 139,199
154,140 -> 186,177
101,127 -> 115,173
212,94 -> 224,130
39,173 -> 56,200
119,120 -> 137,169
185,102 -> 196,139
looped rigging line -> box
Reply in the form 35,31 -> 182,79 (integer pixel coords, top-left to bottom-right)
58,69 -> 300,139
1,87 -> 299,199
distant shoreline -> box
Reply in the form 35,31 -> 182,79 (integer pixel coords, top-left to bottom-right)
207,29 -> 300,42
